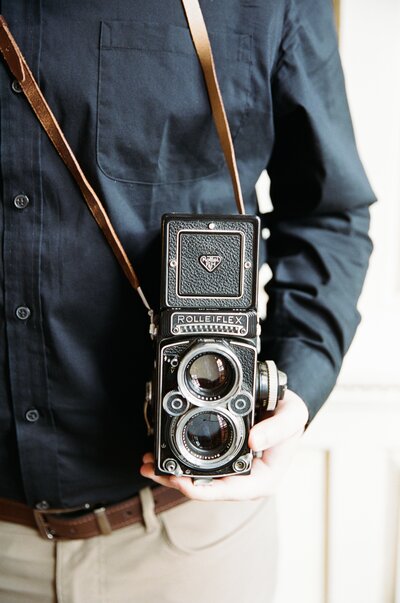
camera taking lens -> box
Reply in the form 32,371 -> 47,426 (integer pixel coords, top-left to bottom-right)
172,406 -> 244,469
183,411 -> 231,457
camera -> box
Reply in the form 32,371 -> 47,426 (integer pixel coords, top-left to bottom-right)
145,214 -> 287,480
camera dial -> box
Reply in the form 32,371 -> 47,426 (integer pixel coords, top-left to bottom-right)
228,392 -> 252,416
256,360 -> 287,413
163,391 -> 190,416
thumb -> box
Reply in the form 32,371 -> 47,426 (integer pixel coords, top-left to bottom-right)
249,389 -> 309,452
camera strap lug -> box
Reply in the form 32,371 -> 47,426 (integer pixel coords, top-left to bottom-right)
136,287 -> 157,340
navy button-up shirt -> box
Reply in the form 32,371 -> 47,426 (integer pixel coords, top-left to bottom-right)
0,0 -> 375,508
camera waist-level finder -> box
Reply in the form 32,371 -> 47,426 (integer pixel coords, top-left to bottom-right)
148,214 -> 287,480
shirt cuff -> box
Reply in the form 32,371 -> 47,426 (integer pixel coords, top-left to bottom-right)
260,338 -> 338,424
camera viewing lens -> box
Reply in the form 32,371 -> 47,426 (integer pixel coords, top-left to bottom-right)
186,353 -> 234,399
183,411 -> 233,458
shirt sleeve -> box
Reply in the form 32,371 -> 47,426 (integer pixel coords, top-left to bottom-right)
260,0 -> 376,423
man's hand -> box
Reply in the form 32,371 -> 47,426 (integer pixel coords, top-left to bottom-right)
140,389 -> 309,501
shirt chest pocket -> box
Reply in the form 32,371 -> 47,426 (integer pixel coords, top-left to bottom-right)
97,21 -> 252,185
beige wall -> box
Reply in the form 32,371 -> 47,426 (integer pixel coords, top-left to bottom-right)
273,1 -> 400,602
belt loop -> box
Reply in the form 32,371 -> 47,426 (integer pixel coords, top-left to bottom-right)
139,487 -> 159,534
94,507 -> 112,535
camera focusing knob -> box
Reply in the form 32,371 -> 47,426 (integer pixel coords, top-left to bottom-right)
265,360 -> 278,409
277,370 -> 288,400
257,360 -> 287,412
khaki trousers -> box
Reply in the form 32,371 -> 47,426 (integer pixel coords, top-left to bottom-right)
0,488 -> 277,603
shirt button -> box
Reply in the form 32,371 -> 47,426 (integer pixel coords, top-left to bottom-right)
15,306 -> 31,320
36,500 -> 50,510
13,194 -> 30,210
11,79 -> 22,94
25,409 -> 40,422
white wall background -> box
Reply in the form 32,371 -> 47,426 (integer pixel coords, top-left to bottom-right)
273,1 -> 400,602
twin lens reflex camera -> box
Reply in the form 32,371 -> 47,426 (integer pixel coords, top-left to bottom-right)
145,214 -> 287,481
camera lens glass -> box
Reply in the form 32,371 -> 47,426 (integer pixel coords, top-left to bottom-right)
186,353 -> 234,400
183,411 -> 233,459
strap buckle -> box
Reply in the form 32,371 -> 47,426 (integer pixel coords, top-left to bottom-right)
33,503 -> 91,540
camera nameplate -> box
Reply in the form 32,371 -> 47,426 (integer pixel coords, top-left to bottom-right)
170,311 -> 249,336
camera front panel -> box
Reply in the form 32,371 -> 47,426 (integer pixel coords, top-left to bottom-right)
155,337 -> 257,478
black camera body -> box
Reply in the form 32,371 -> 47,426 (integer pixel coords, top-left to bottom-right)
148,214 -> 286,480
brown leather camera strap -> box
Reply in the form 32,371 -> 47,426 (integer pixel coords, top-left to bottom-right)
0,1 -> 245,320
181,0 -> 245,215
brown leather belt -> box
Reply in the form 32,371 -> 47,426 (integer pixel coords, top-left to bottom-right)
0,487 -> 187,541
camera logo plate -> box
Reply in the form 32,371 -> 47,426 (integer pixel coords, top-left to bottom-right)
170,312 -> 249,336
199,255 -> 222,273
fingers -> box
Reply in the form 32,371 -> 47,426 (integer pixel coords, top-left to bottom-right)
140,451 -> 253,500
140,454 -> 261,500
142,452 -> 154,464
140,434 -> 301,501
260,428 -> 303,481
140,455 -> 222,500
248,389 -> 309,452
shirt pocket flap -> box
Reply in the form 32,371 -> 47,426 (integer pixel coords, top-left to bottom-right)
97,20 -> 252,185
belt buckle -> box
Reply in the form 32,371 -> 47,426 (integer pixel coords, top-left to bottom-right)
33,503 -> 91,540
